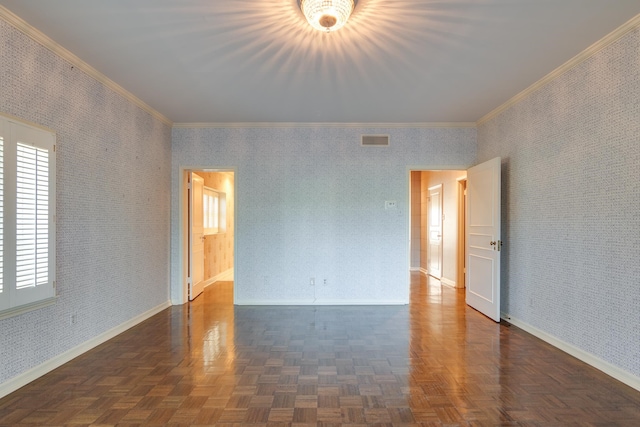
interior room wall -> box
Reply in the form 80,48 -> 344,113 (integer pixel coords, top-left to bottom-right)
171,127 -> 477,305
200,172 -> 234,281
0,19 -> 172,387
419,170 -> 465,286
477,26 -> 640,379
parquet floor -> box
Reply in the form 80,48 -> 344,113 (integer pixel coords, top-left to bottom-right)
1,274 -> 640,426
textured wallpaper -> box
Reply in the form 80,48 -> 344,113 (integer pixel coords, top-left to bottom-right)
477,27 -> 640,376
171,127 -> 477,305
0,19 -> 172,384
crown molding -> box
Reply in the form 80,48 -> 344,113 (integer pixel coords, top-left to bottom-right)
0,6 -> 173,127
477,13 -> 640,126
172,122 -> 477,129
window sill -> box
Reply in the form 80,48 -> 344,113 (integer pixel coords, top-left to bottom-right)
0,296 -> 58,321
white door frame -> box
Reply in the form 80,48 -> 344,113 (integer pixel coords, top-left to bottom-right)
427,184 -> 443,279
456,176 -> 467,289
189,172 -> 205,301
177,166 -> 237,305
406,166 -> 468,288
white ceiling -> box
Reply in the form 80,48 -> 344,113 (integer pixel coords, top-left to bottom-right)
2,0 -> 639,124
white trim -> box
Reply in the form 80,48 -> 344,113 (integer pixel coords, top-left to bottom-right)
0,6 -> 172,126
478,13 -> 640,125
0,296 -> 57,321
172,122 -> 477,129
0,301 -> 171,399
419,268 -> 429,276
0,112 -> 56,134
502,314 -> 640,393
203,268 -> 234,289
440,277 -> 456,288
409,267 -> 421,272
236,299 -> 408,306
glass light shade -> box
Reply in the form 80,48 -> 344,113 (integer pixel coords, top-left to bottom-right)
300,0 -> 355,32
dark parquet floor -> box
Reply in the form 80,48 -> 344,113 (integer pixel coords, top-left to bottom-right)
1,274 -> 640,426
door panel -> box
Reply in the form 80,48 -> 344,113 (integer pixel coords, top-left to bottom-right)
466,157 -> 501,322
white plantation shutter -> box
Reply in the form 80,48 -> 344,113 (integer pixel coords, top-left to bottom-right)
0,115 -> 56,316
16,143 -> 49,289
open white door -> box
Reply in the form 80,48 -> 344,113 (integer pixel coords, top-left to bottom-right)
189,173 -> 205,301
465,157 -> 501,322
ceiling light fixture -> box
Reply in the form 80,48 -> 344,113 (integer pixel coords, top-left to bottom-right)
299,0 -> 356,32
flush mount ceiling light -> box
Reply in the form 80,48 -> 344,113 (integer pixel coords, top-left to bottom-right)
299,0 -> 356,32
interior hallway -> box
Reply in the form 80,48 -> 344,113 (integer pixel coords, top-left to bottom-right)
1,275 -> 639,425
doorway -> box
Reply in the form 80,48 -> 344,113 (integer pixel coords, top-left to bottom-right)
410,170 -> 466,288
183,170 -> 235,302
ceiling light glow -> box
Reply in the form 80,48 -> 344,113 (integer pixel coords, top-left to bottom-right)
299,0 -> 356,32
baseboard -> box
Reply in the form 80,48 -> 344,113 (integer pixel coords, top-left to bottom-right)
203,268 -> 234,289
502,313 -> 640,392
440,277 -> 456,288
236,299 -> 409,306
418,269 -> 456,287
409,267 -> 421,272
0,300 -> 171,399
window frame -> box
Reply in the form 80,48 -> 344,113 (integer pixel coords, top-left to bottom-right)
203,186 -> 226,236
0,114 -> 56,320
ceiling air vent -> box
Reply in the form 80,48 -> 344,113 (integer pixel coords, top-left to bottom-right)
361,135 -> 390,147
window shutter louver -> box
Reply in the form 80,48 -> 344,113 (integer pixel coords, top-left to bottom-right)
15,143 -> 48,289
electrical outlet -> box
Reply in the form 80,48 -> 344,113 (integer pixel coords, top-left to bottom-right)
323,279 -> 327,286
384,200 -> 397,210
310,278 -> 315,286
69,313 -> 77,325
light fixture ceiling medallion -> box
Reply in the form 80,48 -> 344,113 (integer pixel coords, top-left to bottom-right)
299,0 -> 356,32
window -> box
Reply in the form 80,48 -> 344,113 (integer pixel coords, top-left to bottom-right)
0,115 -> 56,319
203,187 -> 226,235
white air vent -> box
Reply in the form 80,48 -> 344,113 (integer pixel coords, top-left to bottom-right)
361,135 -> 389,146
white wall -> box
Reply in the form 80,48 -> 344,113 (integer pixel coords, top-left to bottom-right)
0,19 -> 172,386
171,127 -> 477,305
477,26 -> 640,378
